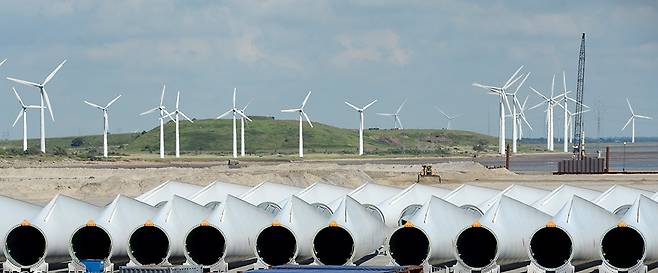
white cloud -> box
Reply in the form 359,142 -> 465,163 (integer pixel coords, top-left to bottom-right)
332,30 -> 411,66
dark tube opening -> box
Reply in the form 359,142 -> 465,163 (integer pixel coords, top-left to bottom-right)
71,226 -> 111,261
389,227 -> 430,266
128,226 -> 169,265
313,226 -> 353,265
256,226 -> 297,266
185,225 -> 225,266
602,227 -> 645,269
530,227 -> 572,269
5,225 -> 46,267
456,226 -> 497,269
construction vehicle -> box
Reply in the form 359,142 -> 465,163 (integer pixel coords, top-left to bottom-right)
417,165 -> 442,183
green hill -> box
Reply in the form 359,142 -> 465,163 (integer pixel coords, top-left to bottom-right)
0,117 -> 499,157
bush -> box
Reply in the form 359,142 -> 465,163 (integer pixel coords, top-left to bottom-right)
51,146 -> 68,156
71,137 -> 85,147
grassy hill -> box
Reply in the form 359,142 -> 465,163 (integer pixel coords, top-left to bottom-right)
0,117 -> 499,157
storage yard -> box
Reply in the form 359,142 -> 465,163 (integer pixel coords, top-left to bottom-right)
1,159 -> 658,273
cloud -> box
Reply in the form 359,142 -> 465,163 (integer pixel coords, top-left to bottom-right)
332,30 -> 411,67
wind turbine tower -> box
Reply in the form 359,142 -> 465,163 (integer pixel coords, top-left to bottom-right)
238,100 -> 252,157
345,99 -> 377,155
6,60 -> 66,153
84,95 -> 121,157
621,99 -> 652,143
140,84 -> 173,159
164,91 -> 194,158
281,91 -> 313,158
11,87 -> 43,151
217,88 -> 251,158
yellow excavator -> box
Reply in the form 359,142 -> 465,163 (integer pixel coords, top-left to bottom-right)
417,165 -> 442,183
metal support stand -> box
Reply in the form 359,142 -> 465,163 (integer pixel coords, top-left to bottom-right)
208,261 -> 228,273
527,263 -> 574,273
3,261 -> 48,273
452,263 -> 499,273
598,264 -> 647,273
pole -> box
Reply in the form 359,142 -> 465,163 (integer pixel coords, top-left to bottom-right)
299,115 -> 303,158
40,94 -> 45,153
232,112 -> 237,158
241,117 -> 245,157
359,111 -> 364,155
500,100 -> 505,155
505,144 -> 510,170
623,142 -> 627,172
159,110 -> 164,159
103,111 -> 108,158
605,146 -> 610,173
23,110 -> 28,151
175,113 -> 180,158
512,106 -> 517,153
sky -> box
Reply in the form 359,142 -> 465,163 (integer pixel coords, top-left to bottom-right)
0,1 -> 656,140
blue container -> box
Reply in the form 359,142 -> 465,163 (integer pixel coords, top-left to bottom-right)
81,259 -> 104,273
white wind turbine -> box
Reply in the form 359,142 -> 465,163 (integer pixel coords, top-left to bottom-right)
529,74 -> 566,152
345,99 -> 377,156
238,100 -> 252,157
507,73 -> 531,153
565,109 -> 589,145
508,95 -> 533,142
473,65 -> 524,155
376,99 -> 406,130
84,95 -> 122,158
11,87 -> 43,151
217,88 -> 251,158
6,60 -> 67,153
557,71 -> 589,152
281,91 -> 313,158
140,84 -> 173,159
621,98 -> 653,143
436,107 -> 460,130
163,91 -> 194,158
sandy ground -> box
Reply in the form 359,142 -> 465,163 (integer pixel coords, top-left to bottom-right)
1,158 -> 658,206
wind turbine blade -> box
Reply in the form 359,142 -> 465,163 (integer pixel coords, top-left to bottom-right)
0,59 -> 6,67
302,91 -> 312,108
472,83 -> 498,90
530,87 -> 549,101
281,108 -> 300,113
160,84 -> 166,106
562,71 -> 567,94
217,109 -> 232,119
12,87 -> 25,107
302,111 -> 313,127
233,88 -> 237,108
396,116 -> 403,129
528,101 -> 545,111
503,74 -> 522,90
376,113 -> 394,116
242,99 -> 252,111
521,112 -> 533,131
84,101 -> 103,109
180,111 -> 194,122
363,99 -> 377,110
140,107 -> 159,116
344,101 -> 360,111
176,91 -> 180,109
161,109 -> 175,122
43,60 -> 67,85
12,110 -> 23,128
621,117 -> 633,131
396,99 -> 407,114
504,65 -> 524,89
502,94 -> 512,115
522,96 -> 529,110
105,95 -> 122,108
635,115 -> 653,120
514,73 -> 530,93
7,77 -> 41,88
626,98 -> 635,115
550,74 -> 555,99
237,110 -> 252,122
42,90 -> 54,121
436,107 -> 449,118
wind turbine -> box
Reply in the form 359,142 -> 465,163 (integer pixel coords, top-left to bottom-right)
140,84 -> 173,159
163,91 -> 194,158
217,88 -> 251,158
529,74 -> 565,152
11,87 -> 43,151
473,65 -> 524,155
84,95 -> 122,158
507,73 -> 531,153
345,99 -> 377,156
621,98 -> 652,143
281,91 -> 313,158
509,95 -> 533,142
376,99 -> 406,130
238,100 -> 252,157
436,107 -> 460,130
6,60 -> 67,153
557,71 -> 589,152
565,109 -> 589,145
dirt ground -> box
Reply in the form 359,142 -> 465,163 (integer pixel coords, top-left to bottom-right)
1,158 -> 658,205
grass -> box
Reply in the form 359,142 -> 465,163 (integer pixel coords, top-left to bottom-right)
0,117 -> 500,159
